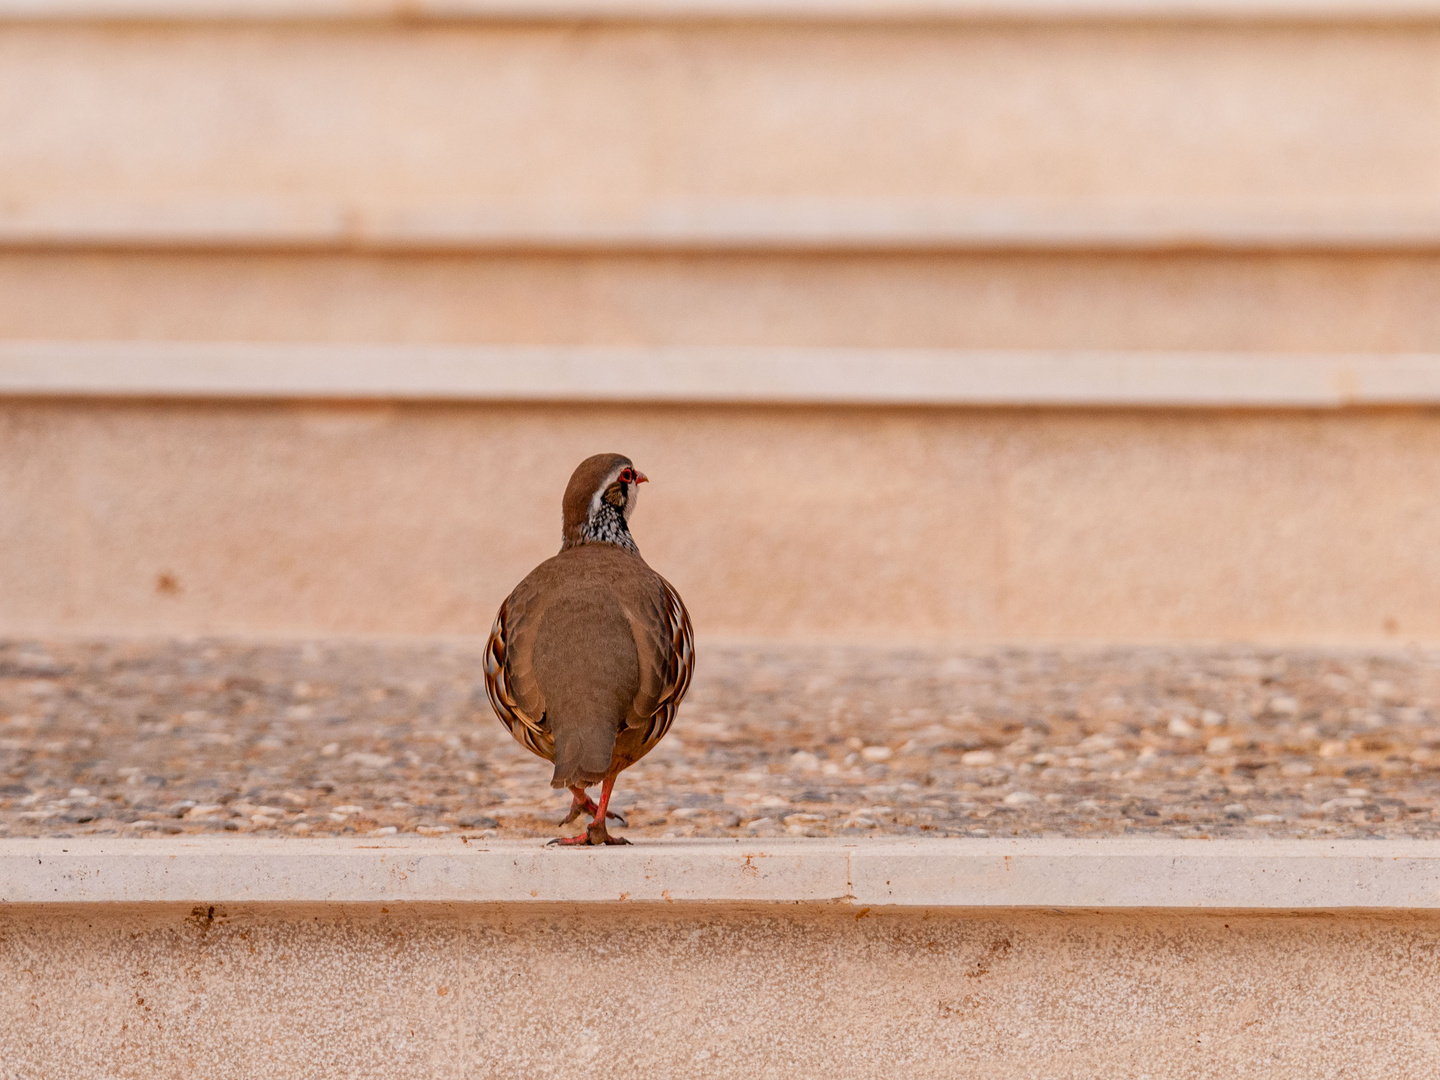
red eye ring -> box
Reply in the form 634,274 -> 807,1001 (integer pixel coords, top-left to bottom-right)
619,468 -> 635,484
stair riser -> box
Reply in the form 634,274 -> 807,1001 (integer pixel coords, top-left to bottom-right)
3,22 -> 1440,247
1,902 -> 1434,1079
8,250 -> 1440,352
4,399 -> 1439,642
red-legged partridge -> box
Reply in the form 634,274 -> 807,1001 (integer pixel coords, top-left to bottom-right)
484,454 -> 694,845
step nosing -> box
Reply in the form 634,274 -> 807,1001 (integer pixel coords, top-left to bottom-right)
6,838 -> 1440,909
5,0 -> 1440,22
5,342 -> 1440,408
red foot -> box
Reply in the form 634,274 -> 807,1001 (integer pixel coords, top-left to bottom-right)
547,833 -> 599,846
586,819 -> 632,845
547,778 -> 631,846
545,825 -> 631,847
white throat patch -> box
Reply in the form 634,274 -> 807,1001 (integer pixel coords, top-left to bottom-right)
582,465 -> 639,552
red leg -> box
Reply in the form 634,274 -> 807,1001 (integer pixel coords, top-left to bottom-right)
585,776 -> 631,846
556,784 -> 627,828
549,776 -> 632,846
559,786 -> 598,825
547,777 -> 632,845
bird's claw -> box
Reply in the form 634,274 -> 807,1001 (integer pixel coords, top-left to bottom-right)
546,829 -> 631,847
587,820 -> 630,845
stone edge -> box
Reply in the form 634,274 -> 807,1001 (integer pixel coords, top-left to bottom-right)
6,342 -> 1440,408
4,837 -> 1440,909
3,0 -> 1439,21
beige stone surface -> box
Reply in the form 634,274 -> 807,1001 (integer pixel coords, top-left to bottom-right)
4,400 -> 1440,641
8,637 -> 1440,843
9,251 -> 1440,354
0,900 -> 1437,1077
3,22 -> 1440,247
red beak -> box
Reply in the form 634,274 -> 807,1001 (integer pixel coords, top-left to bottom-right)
634,471 -> 649,484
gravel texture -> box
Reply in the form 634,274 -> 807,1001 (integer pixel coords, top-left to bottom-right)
3,638 -> 1440,841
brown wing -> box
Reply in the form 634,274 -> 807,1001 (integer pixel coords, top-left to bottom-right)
640,577 -> 694,746
484,597 -> 554,760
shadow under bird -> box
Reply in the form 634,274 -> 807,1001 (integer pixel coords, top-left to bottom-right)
484,453 -> 695,845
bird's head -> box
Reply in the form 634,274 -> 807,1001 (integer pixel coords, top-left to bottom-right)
561,453 -> 649,552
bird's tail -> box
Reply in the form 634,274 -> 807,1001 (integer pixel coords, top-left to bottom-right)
549,717 -> 617,789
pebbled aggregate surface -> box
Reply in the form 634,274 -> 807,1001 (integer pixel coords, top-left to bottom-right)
3,637 -> 1440,842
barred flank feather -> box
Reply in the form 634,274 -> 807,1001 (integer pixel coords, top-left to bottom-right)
484,599 -> 554,759
643,577 -> 694,746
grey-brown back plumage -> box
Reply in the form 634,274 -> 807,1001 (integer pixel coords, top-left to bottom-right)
527,546 -> 640,785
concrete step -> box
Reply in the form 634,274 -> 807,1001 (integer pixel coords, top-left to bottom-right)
4,6 -> 1439,355
2,12 -> 1439,253
14,0 -> 1440,20
5,392 -> 1440,641
1,837 -> 1437,1078
6,636 -> 1438,842
9,250 -> 1440,354
15,340 -> 1440,406
6,836 -> 1440,908
3,1 -> 1436,644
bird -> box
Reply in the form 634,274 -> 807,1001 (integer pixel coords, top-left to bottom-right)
483,453 -> 694,845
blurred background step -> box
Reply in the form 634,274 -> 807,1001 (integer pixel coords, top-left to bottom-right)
7,394 -> 1440,642
2,13 -> 1439,253
8,250 -> 1440,354
12,0 -> 1440,19
11,341 -> 1440,406
2,0 -> 1438,642
2,7 -> 1440,352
